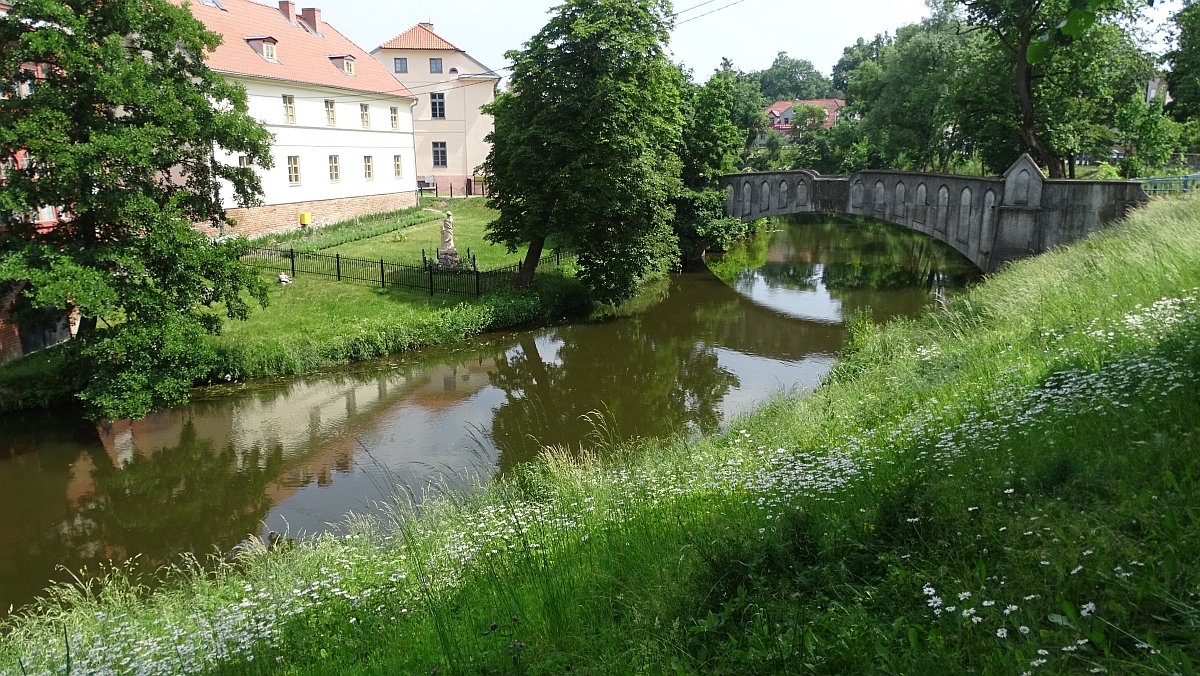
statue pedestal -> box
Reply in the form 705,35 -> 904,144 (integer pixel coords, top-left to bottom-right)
437,248 -> 460,266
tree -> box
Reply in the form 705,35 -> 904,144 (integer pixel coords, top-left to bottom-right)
674,69 -> 749,267
712,59 -> 768,161
0,0 -> 273,419
752,51 -> 832,102
953,0 -> 1146,177
481,0 -> 683,303
831,35 -> 886,100
1166,1 -> 1200,123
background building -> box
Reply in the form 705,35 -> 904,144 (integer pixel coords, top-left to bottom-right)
372,23 -> 499,195
186,0 -> 420,238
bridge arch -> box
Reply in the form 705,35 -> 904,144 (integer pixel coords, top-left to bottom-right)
718,155 -> 1148,273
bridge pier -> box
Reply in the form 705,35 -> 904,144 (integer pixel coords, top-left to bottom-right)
720,155 -> 1149,273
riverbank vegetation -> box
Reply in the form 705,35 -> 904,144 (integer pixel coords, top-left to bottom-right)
0,198 -> 589,416
3,193 -> 1197,673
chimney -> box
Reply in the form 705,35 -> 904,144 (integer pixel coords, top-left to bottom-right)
278,1 -> 295,23
419,22 -> 434,30
300,7 -> 321,29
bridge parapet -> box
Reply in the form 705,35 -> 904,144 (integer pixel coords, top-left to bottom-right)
719,155 -> 1149,272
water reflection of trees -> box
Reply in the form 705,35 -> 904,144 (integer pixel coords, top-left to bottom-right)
488,327 -> 737,471
6,423 -> 285,612
715,216 -> 978,294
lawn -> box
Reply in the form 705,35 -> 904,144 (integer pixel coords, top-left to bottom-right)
327,197 -> 529,269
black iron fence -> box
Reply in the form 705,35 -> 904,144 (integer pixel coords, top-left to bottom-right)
416,176 -> 491,199
241,246 -> 566,297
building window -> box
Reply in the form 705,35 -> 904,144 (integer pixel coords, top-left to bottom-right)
393,154 -> 403,178
430,93 -> 445,119
282,95 -> 296,124
343,59 -> 355,76
429,57 -> 442,74
263,42 -> 277,61
393,57 -> 407,73
359,103 -> 370,128
390,106 -> 399,130
363,155 -> 374,180
237,155 -> 251,168
287,156 -> 301,185
325,99 -> 336,126
432,141 -> 447,168
328,155 -> 340,181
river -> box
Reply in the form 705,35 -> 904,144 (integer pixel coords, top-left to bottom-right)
0,215 -> 979,615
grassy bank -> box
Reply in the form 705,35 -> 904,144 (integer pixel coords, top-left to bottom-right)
3,196 -> 1200,674
0,198 -> 584,413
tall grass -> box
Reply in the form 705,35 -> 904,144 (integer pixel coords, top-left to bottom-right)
3,197 -> 1200,674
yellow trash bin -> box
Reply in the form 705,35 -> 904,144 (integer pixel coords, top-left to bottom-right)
299,212 -> 312,226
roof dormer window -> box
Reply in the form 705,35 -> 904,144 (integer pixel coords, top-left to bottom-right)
329,54 -> 356,76
245,36 -> 279,63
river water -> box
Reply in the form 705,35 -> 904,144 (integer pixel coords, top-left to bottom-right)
0,216 -> 979,614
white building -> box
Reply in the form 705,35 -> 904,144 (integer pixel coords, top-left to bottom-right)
184,0 -> 419,238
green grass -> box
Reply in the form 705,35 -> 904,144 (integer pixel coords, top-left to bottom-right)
202,270 -> 578,383
327,197 -> 528,269
4,196 -> 1200,674
0,198 -> 582,411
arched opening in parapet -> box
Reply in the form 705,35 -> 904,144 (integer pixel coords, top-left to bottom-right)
957,187 -> 973,244
893,182 -> 906,221
779,180 -> 789,210
741,181 -> 752,217
936,185 -> 950,232
796,179 -> 809,206
760,180 -> 771,212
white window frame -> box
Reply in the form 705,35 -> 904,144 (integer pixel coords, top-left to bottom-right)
363,155 -> 374,181
328,155 -> 340,182
287,155 -> 301,185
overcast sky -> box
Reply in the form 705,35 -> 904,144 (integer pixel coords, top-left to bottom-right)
317,0 -> 934,81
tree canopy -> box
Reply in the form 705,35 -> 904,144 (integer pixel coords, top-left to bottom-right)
0,0 -> 272,419
482,0 -> 684,303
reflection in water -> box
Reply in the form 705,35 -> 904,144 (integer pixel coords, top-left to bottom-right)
0,215 -> 979,614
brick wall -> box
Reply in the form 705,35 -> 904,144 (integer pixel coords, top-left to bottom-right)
215,190 -> 419,239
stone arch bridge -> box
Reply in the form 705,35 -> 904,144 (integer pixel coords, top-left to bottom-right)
719,155 -> 1149,273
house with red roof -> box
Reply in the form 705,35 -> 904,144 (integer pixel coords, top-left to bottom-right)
182,0 -> 420,237
371,24 -> 499,195
766,98 -> 847,131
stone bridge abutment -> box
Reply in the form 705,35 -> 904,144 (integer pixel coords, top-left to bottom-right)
719,155 -> 1149,272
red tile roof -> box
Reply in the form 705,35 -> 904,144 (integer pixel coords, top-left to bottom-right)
176,0 -> 412,98
765,100 -> 793,118
377,24 -> 461,52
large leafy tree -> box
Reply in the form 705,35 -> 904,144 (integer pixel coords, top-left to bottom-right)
953,0 -> 1147,177
0,0 -> 272,419
674,68 -> 749,267
482,0 -> 683,303
751,51 -> 832,102
1166,1 -> 1200,124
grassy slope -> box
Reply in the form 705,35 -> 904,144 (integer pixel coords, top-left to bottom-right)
3,197 -> 1200,674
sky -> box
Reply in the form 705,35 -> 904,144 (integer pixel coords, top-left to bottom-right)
316,0 -> 935,83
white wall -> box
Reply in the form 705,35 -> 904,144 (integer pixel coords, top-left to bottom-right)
216,77 -> 418,208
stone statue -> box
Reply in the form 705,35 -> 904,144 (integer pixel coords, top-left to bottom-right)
441,211 -> 455,251
437,211 -> 460,266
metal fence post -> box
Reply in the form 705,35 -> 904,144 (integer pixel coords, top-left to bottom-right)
336,253 -> 341,281
474,256 -> 480,296
380,258 -> 386,289
289,247 -> 296,278
428,261 -> 435,296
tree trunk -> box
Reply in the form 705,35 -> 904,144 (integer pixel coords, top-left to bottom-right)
1014,35 -> 1066,178
516,236 -> 545,288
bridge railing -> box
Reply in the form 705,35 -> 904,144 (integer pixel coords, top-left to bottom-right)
1139,174 -> 1200,195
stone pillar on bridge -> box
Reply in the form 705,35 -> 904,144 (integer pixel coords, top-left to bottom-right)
992,154 -> 1045,267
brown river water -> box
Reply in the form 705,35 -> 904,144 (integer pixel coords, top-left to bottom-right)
0,216 -> 979,615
